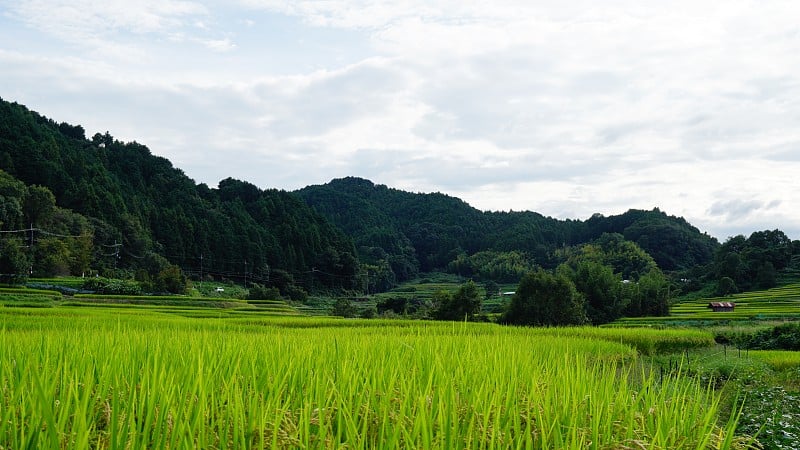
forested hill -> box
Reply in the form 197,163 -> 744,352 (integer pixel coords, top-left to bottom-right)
0,98 -> 358,292
297,177 -> 719,282
0,96 -> 721,295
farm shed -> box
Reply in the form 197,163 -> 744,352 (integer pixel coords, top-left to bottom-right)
707,301 -> 735,312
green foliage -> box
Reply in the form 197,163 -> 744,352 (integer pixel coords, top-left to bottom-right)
82,277 -> 143,296
0,236 -> 29,284
716,276 -> 738,296
501,269 -> 588,326
0,99 -> 359,291
560,260 -> 626,325
284,284 -> 308,302
585,208 -> 719,271
330,297 -> 357,317
0,170 -> 25,229
132,253 -> 188,294
715,230 -> 796,291
359,305 -> 378,319
625,268 -> 671,317
447,250 -> 534,282
377,296 -> 413,315
247,283 -> 282,300
570,233 -> 657,281
736,386 -> 800,450
737,322 -> 800,351
299,180 -> 720,293
433,280 -> 483,321
155,265 -> 187,294
23,184 -> 56,226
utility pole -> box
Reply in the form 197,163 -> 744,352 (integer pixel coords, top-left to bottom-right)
29,223 -> 34,275
199,253 -> 203,289
244,259 -> 248,288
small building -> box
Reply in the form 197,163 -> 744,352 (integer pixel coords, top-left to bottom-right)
707,301 -> 735,312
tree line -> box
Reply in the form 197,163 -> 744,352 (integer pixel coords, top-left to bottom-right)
0,98 -> 358,296
2,97 -> 798,318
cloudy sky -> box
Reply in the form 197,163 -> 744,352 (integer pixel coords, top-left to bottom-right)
2,1 -> 799,240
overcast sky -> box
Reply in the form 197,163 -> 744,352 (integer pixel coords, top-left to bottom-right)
2,1 -> 799,241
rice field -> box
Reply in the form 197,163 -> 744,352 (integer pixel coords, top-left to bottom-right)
614,283 -> 800,326
748,350 -> 800,370
0,308 -> 747,449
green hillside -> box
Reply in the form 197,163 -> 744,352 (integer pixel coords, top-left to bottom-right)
0,97 -> 358,294
297,177 -> 720,284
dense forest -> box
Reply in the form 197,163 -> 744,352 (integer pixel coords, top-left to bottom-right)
296,177 -> 720,284
0,98 -> 358,297
1,97 -> 798,323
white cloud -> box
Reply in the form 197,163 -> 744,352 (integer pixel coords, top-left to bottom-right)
9,0 -> 208,37
2,0 -> 800,240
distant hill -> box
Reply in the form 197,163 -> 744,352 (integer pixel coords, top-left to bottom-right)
0,97 -> 358,291
296,177 -> 720,281
0,96 -> 727,295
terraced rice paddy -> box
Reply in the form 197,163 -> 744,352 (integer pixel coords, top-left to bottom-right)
616,283 -> 800,325
0,287 -> 301,318
0,306 -> 746,449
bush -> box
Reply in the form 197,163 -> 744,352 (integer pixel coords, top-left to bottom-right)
359,306 -> 378,319
284,285 -> 308,302
82,277 -> 143,296
248,284 -> 282,300
330,298 -> 357,318
740,323 -> 800,351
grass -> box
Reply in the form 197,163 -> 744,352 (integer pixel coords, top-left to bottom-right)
748,350 -> 800,370
670,283 -> 800,321
0,309 -> 747,449
612,282 -> 800,327
0,286 -> 63,297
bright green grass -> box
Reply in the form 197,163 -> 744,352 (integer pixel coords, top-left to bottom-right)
27,276 -> 87,289
748,350 -> 800,370
0,309 -> 746,449
0,287 -> 63,297
614,283 -> 800,326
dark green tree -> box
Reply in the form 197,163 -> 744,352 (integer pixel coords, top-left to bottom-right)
0,236 -> 30,284
23,185 -> 56,226
716,276 -> 738,297
560,260 -> 627,325
433,280 -> 483,321
635,269 -> 671,316
501,269 -> 587,326
331,297 -> 357,318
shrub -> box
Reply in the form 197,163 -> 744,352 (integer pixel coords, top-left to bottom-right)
248,284 -> 282,300
330,297 -> 357,318
82,277 -> 143,296
740,322 -> 800,351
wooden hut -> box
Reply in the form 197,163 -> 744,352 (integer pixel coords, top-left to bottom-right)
707,301 -> 735,312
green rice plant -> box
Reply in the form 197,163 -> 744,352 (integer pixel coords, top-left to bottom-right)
748,350 -> 800,370
0,287 -> 63,297
28,277 -> 88,289
0,293 -> 59,308
0,310 -> 747,449
74,294 -> 246,302
524,326 -> 716,354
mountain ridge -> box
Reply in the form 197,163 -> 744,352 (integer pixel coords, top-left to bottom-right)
0,96 -> 727,293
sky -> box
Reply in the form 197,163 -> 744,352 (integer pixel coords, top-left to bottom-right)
1,0 -> 799,241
